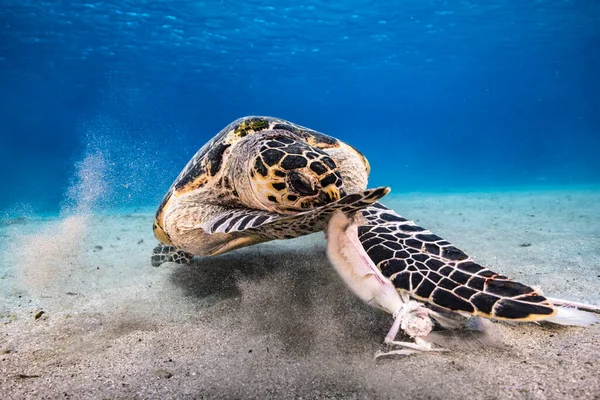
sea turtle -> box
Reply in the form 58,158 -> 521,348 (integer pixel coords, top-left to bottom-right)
153,116 -> 599,355
152,116 -> 386,264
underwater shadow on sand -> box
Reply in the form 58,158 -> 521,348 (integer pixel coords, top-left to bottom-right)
168,241 -> 390,356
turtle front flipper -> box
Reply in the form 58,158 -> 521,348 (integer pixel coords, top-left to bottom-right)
326,203 -> 598,356
197,186 -> 391,250
151,244 -> 194,267
343,203 -> 599,325
354,203 -> 556,322
151,187 -> 390,260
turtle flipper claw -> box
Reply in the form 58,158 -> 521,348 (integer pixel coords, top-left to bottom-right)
151,244 -> 194,267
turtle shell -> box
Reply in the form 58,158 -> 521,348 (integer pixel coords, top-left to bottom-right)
153,116 -> 370,246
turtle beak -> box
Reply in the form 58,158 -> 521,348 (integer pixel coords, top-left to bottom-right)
287,171 -> 319,196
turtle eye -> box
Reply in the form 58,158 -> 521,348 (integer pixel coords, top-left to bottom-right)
287,171 -> 318,196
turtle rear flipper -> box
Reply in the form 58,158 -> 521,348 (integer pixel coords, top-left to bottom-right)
151,244 -> 194,267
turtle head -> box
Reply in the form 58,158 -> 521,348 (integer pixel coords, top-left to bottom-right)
243,133 -> 346,212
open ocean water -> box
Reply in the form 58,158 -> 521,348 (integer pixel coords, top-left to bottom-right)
1,0 -> 599,216
2,3 -> 600,398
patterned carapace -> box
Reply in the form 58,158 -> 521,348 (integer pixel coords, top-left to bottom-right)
248,130 -> 345,212
153,116 -> 369,245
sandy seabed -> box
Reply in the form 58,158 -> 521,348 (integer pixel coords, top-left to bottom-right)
1,189 -> 599,400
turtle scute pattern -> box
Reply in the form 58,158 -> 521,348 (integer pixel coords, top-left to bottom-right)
205,186 -> 391,239
154,116 -> 358,244
171,116 -> 345,196
248,131 -> 345,211
358,203 -> 556,321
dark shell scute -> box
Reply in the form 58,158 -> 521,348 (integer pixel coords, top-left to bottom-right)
276,136 -> 295,144
272,182 -> 286,191
454,285 -> 478,300
413,253 -> 429,262
486,280 -> 534,297
284,144 -> 305,155
471,293 -> 501,315
338,194 -> 361,205
400,224 -> 426,233
392,272 -> 411,290
366,244 -> 395,265
262,149 -> 286,166
380,259 -> 408,277
425,258 -> 445,271
174,162 -> 204,190
380,213 -> 407,222
519,295 -> 548,303
206,142 -> 231,176
309,162 -> 328,175
266,140 -> 285,148
414,278 -> 436,299
449,270 -> 471,284
320,174 -> 336,187
495,299 -> 554,319
411,273 -> 424,290
281,155 -> 308,170
468,276 -> 486,291
322,157 -> 336,169
433,289 -> 475,313
416,233 -> 443,242
438,278 -> 458,290
404,239 -> 423,249
358,225 -> 374,236
457,261 -> 485,273
442,246 -> 469,261
383,240 -> 405,251
424,243 -> 440,256
254,157 -> 269,177
427,271 -> 443,283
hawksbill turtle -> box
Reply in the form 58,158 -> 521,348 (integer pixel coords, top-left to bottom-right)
152,116 -> 599,356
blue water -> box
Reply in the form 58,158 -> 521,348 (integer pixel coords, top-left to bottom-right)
1,0 -> 599,214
